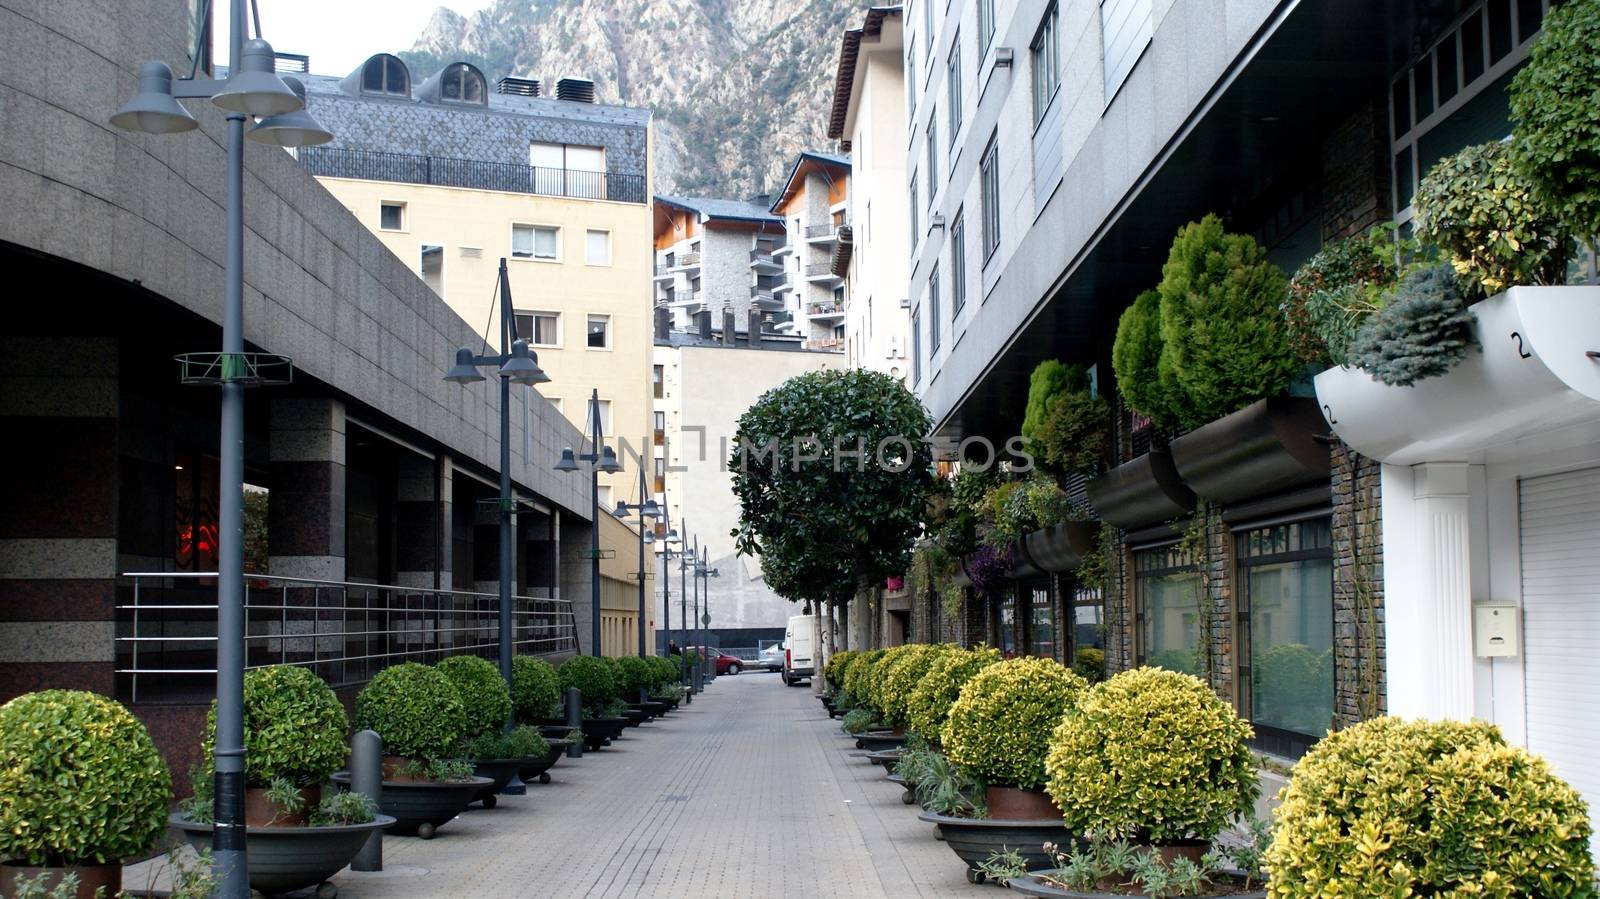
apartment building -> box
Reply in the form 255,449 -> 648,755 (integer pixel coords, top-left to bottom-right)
301,57 -> 654,509
768,152 -> 853,350
652,196 -> 789,337
897,0 -> 1597,808
829,6 -> 914,381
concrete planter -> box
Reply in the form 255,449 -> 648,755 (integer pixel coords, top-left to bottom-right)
918,809 -> 1072,885
517,738 -> 570,784
172,813 -> 395,895
470,758 -> 523,807
329,773 -> 489,838
1006,870 -> 1267,898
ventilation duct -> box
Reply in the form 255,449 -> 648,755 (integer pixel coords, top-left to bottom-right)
555,77 -> 595,103
495,76 -> 541,97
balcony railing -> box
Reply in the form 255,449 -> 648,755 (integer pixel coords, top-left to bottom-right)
804,223 -> 837,239
298,146 -> 648,205
116,572 -> 577,703
805,263 -> 840,279
808,302 -> 844,316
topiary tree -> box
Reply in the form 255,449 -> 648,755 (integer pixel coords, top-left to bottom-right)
1347,265 -> 1477,387
864,644 -> 917,713
0,691 -> 172,865
1112,290 -> 1174,428
1033,381 -> 1109,476
1045,667 -> 1258,843
942,657 -> 1087,791
1510,0 -> 1600,244
614,656 -> 654,700
1413,141 -> 1571,297
1021,360 -> 1075,457
202,665 -> 349,787
1265,717 -> 1594,898
647,656 -> 679,690
907,646 -> 1002,742
435,654 -> 512,738
1157,214 -> 1297,429
353,662 -> 468,761
511,655 -> 562,722
729,369 -> 935,618
880,644 -> 949,728
558,655 -> 620,714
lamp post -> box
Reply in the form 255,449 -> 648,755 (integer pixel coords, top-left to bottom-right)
111,9 -> 331,896
612,465 -> 660,659
555,389 -> 621,656
678,526 -> 691,699
443,259 -> 549,796
696,546 -> 719,683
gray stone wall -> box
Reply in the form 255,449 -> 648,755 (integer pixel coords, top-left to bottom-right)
1330,440 -> 1386,726
702,228 -> 753,326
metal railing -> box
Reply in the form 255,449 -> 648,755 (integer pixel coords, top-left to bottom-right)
298,146 -> 648,204
804,223 -> 837,239
116,572 -> 577,703
805,263 -> 838,278
808,302 -> 843,316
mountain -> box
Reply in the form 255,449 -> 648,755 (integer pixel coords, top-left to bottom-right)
402,0 -> 861,197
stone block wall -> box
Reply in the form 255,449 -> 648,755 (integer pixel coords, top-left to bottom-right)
1330,440 -> 1386,726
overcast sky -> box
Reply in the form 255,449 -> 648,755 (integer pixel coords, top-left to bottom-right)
216,0 -> 496,77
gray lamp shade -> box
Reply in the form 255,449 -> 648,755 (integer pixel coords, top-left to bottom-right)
248,77 -> 333,147
554,447 -> 578,472
444,347 -> 485,383
613,500 -> 630,517
639,499 -> 661,519
665,528 -> 679,541
213,39 -> 302,115
598,446 -> 623,474
500,340 -> 549,385
111,61 -> 199,134
643,529 -> 656,545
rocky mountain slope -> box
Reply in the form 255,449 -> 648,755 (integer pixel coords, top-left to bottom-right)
403,0 -> 860,197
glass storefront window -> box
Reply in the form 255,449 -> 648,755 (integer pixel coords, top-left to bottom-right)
1238,519 -> 1334,755
1135,544 -> 1199,676
997,590 -> 1018,657
1027,584 -> 1054,659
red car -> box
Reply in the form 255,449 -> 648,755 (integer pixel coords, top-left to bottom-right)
685,646 -> 744,675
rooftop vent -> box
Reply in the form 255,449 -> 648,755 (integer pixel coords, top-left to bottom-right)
274,52 -> 310,73
555,77 -> 595,103
496,76 -> 541,97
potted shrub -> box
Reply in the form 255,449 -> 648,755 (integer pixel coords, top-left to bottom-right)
0,691 -> 171,898
924,657 -> 1087,882
556,655 -> 627,750
644,656 -> 683,710
461,725 -> 549,804
1510,0 -> 1600,250
339,662 -> 488,838
1006,832 -> 1269,898
173,666 -> 393,895
1264,717 -> 1594,897
874,643 -> 947,755
511,654 -> 562,724
615,656 -> 666,718
905,645 -> 1001,744
436,655 -> 521,804
1045,668 -> 1258,862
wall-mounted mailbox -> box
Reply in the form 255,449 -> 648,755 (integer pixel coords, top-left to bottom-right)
1473,603 -> 1520,658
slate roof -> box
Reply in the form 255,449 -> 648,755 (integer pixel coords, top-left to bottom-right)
654,196 -> 783,225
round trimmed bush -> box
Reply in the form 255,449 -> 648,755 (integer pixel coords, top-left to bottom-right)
824,649 -> 855,690
943,657 -> 1087,790
864,645 -> 917,712
1510,0 -> 1600,240
558,655 -> 619,712
353,662 -> 467,761
1046,667 -> 1258,843
1264,717 -> 1594,898
647,655 -> 678,689
0,690 -> 172,865
879,644 -> 945,728
907,646 -> 1001,741
203,664 -> 348,786
614,656 -> 653,699
842,648 -> 886,709
435,655 -> 512,738
511,655 -> 562,722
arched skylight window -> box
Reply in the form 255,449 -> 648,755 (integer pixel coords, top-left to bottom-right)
441,63 -> 486,104
360,54 -> 409,97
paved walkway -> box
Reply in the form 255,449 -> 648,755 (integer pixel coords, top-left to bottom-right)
135,672 -> 982,898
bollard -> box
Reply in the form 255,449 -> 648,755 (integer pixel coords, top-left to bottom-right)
565,686 -> 584,759
693,664 -> 703,694
350,729 -> 383,872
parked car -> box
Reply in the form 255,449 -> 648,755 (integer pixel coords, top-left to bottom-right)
757,643 -> 784,672
689,646 -> 744,675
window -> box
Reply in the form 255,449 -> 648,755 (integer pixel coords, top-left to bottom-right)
911,310 -> 922,384
653,455 -> 666,492
980,135 -> 1000,260
530,142 -> 607,199
360,54 -> 407,96
652,365 -> 665,399
928,265 -> 941,351
420,244 -> 443,297
950,209 -> 966,314
947,38 -> 963,143
926,114 -> 939,203
907,49 -> 917,117
1101,0 -> 1154,103
512,224 -> 559,260
1027,583 -> 1055,659
1237,519 -> 1334,757
1032,4 -> 1061,125
979,0 -> 996,53
1135,543 -> 1201,674
585,229 -> 611,266
653,410 -> 666,446
597,484 -> 612,510
515,311 -> 560,347
379,202 -> 405,231
440,62 -> 485,104
922,0 -> 934,61
909,173 -> 920,245
586,314 -> 611,349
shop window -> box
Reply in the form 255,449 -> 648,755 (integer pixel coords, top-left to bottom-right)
1027,582 -> 1055,659
1134,543 -> 1200,675
1236,519 -> 1334,757
997,587 -> 1019,657
1071,580 -> 1105,658
174,453 -> 220,572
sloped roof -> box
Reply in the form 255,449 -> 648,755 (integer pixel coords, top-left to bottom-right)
654,195 -> 782,225
769,151 -> 852,214
828,6 -> 903,140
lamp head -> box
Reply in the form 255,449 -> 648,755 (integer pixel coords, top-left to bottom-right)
665,528 -> 679,542
554,447 -> 578,472
247,76 -> 333,147
500,339 -> 549,385
111,61 -> 199,134
213,38 -> 303,115
643,528 -> 656,545
598,445 -> 623,474
612,499 -> 630,517
639,498 -> 661,520
444,346 -> 485,384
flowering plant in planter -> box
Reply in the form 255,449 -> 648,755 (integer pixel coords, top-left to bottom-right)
943,657 -> 1087,792
435,655 -> 513,739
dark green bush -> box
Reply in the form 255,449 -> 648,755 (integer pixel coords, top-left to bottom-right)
1283,225 -> 1406,365
435,655 -> 512,738
353,662 -> 467,761
1157,215 -> 1296,428
511,655 -> 562,722
1112,290 -> 1173,428
1348,265 -> 1476,387
558,655 -> 620,713
1510,0 -> 1600,241
614,656 -> 653,699
202,664 -> 348,786
0,690 -> 172,865
464,724 -> 549,761
1022,360 -> 1075,453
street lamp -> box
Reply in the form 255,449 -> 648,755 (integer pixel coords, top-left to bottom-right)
678,526 -> 692,699
111,9 -> 331,895
442,259 -> 548,796
612,465 -> 660,660
696,546 -> 719,684
555,389 -> 621,656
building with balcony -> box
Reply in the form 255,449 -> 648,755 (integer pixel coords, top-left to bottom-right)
891,0 -> 1599,813
652,195 -> 791,340
301,57 -> 654,510
829,6 -> 914,382
768,152 -> 853,348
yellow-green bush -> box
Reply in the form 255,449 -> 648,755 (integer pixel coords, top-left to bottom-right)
879,644 -> 947,728
906,646 -> 1000,741
1265,717 -> 1595,898
824,649 -> 855,690
943,657 -> 1087,790
864,645 -> 918,712
842,648 -> 886,710
1046,667 -> 1257,842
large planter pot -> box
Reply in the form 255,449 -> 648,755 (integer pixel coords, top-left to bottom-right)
918,809 -> 1072,885
856,731 -> 908,752
1084,446 -> 1195,530
245,783 -> 321,827
0,862 -> 120,899
470,758 -> 524,808
621,705 -> 652,726
328,772 -> 489,839
579,716 -> 629,750
886,772 -> 918,805
986,785 -> 1060,819
865,748 -> 901,768
638,699 -> 671,718
1021,521 -> 1101,573
1006,869 -> 1267,899
537,723 -> 576,741
172,813 -> 395,896
517,738 -> 570,785
1169,396 -> 1329,505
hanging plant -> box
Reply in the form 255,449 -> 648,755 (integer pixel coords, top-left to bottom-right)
965,543 -> 1014,594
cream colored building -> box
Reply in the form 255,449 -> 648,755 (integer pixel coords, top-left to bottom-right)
301,55 -> 654,506
599,511 -> 656,657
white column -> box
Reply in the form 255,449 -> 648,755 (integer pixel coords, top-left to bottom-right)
1408,462 -> 1476,718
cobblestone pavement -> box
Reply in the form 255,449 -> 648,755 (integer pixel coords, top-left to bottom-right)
133,672 -> 985,898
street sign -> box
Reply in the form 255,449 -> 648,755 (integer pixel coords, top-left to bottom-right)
700,612 -> 711,626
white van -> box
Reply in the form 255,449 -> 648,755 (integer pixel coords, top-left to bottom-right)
782,615 -> 817,687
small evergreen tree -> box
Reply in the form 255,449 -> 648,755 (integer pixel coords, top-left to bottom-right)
1111,290 -> 1172,428
1347,265 -> 1477,386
